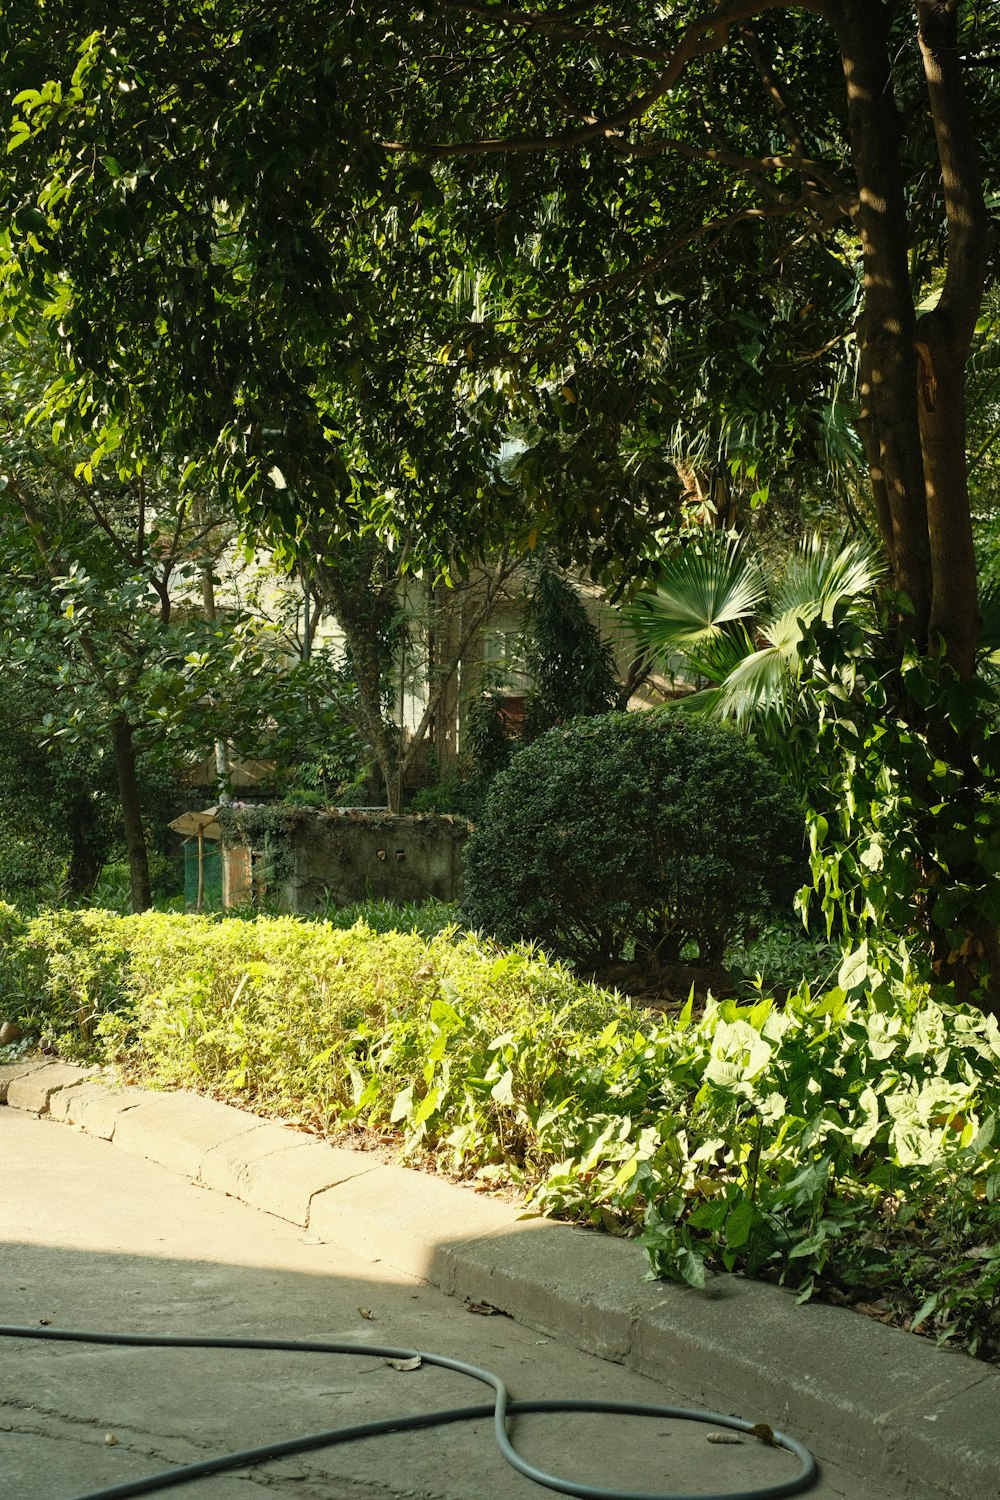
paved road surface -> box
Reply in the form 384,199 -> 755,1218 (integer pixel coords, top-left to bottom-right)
1,1110 -> 906,1500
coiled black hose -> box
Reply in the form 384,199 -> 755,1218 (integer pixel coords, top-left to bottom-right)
0,1324 -> 818,1500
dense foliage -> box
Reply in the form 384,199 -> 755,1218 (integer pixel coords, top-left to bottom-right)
461,710 -> 804,966
0,329 -> 345,908
521,563 -> 619,733
1,900 -> 998,1360
3,3 -> 1000,999
626,531 -> 1000,1012
4,5 -> 997,570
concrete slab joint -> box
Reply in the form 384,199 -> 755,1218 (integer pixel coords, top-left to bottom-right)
50,1079 -> 150,1139
2,1061 -> 97,1115
110,1092 -> 262,1179
0,1058 -> 60,1105
199,1126 -> 383,1226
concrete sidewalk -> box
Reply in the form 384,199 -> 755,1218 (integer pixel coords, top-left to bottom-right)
3,1056 -> 998,1499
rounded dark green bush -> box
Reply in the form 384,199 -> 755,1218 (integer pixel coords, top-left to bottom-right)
461,710 -> 804,966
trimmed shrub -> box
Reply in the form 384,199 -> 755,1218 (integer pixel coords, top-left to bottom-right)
0,904 -> 131,1060
94,913 -> 612,1134
461,709 -> 804,966
3,897 -> 1000,1357
0,900 -> 44,1024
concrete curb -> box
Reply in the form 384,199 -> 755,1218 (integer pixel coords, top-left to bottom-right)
4,1058 -> 998,1499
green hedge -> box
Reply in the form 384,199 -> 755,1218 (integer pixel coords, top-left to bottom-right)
0,903 -> 132,1056
461,710 -> 804,966
1,902 -> 998,1360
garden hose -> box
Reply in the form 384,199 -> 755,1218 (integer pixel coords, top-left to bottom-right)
0,1324 -> 819,1500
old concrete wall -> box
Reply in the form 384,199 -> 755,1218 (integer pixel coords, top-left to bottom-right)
281,810 -> 471,912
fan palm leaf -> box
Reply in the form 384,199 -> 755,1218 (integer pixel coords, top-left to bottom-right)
628,529 -> 882,738
682,621 -> 760,686
625,532 -> 766,665
756,604 -> 809,658
714,643 -> 795,730
771,534 -> 881,621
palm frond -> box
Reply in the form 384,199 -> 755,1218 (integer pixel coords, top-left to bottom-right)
714,644 -> 794,731
667,685 -> 726,715
625,533 -> 766,665
683,621 -> 760,686
817,399 -> 865,487
626,527 -> 880,738
771,534 -> 881,620
757,605 -> 810,657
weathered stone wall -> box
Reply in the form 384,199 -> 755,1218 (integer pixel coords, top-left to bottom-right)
281,810 -> 471,912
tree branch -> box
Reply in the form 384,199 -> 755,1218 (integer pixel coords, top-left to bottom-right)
739,22 -> 808,155
736,19 -> 855,211
560,195 -> 841,309
135,473 -> 146,568
609,133 -> 833,180
398,549 -> 523,780
510,30 -> 598,123
435,0 -> 681,61
608,130 -> 856,220
159,490 -> 196,565
387,0 -> 838,159
78,488 -> 133,563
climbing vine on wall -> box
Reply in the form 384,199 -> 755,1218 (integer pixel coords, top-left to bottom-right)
216,804 -> 302,894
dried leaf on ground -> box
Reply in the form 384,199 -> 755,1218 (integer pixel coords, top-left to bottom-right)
464,1298 -> 506,1316
749,1423 -> 776,1446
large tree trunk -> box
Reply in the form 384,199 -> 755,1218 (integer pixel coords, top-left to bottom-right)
913,4 -> 995,1016
838,3 -> 933,642
916,0 -> 991,679
838,2 -> 997,1014
110,719 -> 152,912
840,1 -> 989,673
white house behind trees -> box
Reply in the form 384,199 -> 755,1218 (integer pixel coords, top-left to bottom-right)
184,547 -> 673,796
